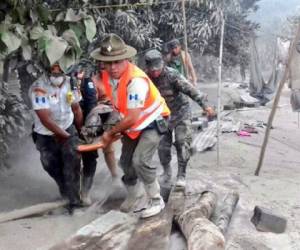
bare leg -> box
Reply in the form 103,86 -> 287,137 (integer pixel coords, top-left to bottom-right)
103,143 -> 117,177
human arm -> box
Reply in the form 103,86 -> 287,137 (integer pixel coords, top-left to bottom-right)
92,74 -> 109,102
71,102 -> 83,131
35,109 -> 71,142
100,108 -> 141,147
174,74 -> 215,118
185,52 -> 197,86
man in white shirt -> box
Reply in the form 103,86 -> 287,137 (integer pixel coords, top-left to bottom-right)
29,63 -> 83,209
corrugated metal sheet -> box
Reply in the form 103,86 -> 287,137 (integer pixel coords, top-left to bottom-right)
191,120 -> 217,153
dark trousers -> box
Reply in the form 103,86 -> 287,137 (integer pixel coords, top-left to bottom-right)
35,125 -> 81,204
81,150 -> 98,193
82,151 -> 98,178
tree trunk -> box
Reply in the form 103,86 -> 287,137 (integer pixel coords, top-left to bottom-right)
126,186 -> 185,250
51,186 -> 185,250
2,58 -> 9,88
17,64 -> 37,107
50,210 -> 138,250
175,191 -> 225,250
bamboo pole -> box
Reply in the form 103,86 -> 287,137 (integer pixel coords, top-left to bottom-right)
181,0 -> 189,77
255,23 -> 300,176
0,200 -> 68,224
217,12 -> 225,167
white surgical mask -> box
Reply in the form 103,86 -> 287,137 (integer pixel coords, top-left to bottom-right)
50,76 -> 64,86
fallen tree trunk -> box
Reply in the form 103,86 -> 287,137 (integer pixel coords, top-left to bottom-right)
51,186 -> 185,250
214,191 -> 239,235
51,210 -> 138,250
0,200 -> 68,224
126,206 -> 173,250
126,186 -> 185,250
175,191 -> 225,250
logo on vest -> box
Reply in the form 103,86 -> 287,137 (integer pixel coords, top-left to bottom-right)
129,94 -> 138,100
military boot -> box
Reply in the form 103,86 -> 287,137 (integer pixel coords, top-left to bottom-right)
141,180 -> 165,218
159,164 -> 172,184
120,182 -> 144,212
176,165 -> 186,188
81,176 -> 93,206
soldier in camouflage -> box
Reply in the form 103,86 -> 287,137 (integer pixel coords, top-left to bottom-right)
144,49 -> 215,187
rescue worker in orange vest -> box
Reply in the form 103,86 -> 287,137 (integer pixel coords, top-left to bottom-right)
90,34 -> 170,218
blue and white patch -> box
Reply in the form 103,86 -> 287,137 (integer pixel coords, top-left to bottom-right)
35,96 -> 46,104
129,94 -> 138,101
88,81 -> 94,89
127,78 -> 149,109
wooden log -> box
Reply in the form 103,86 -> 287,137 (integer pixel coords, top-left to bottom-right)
213,191 -> 239,235
50,210 -> 138,250
175,191 -> 225,250
0,200 -> 68,224
126,186 -> 185,250
126,206 -> 173,250
51,187 -> 185,250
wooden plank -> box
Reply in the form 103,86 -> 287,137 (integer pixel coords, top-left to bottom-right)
0,200 -> 68,224
51,186 -> 185,250
126,186 -> 185,250
50,210 -> 138,250
175,191 -> 225,250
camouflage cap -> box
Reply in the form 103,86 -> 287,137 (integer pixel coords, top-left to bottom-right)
144,49 -> 164,71
90,33 -> 137,62
168,38 -> 180,50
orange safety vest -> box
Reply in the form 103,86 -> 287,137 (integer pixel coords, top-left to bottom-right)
102,62 -> 170,139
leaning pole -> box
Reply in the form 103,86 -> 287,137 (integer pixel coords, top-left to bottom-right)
217,11 -> 225,167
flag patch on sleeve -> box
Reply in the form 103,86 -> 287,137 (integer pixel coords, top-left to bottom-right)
35,96 -> 46,104
129,94 -> 138,100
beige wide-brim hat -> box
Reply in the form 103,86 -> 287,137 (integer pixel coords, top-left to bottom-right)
90,33 -> 137,62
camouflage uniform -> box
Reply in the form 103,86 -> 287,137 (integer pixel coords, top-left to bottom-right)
146,52 -> 207,180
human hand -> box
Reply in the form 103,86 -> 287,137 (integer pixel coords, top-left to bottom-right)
55,133 -> 71,144
100,131 -> 122,148
204,106 -> 216,120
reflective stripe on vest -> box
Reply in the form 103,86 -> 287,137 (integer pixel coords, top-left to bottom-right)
102,63 -> 170,139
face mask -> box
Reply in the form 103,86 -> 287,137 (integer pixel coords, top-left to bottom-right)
50,76 -> 64,86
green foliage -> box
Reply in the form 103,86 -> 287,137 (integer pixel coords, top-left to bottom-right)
0,0 -> 259,69
0,1 -> 96,71
0,0 -> 259,169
